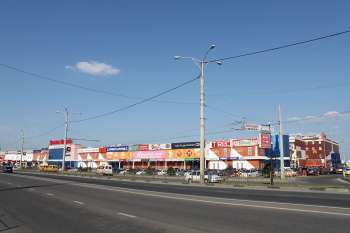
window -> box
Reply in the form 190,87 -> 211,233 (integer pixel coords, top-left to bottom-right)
319,147 -> 322,151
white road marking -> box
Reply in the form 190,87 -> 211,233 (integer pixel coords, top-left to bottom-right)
46,193 -> 54,196
7,182 -> 13,185
118,212 -> 136,218
73,200 -> 84,205
28,188 -> 36,191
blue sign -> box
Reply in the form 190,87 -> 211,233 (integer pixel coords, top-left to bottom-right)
107,146 -> 129,152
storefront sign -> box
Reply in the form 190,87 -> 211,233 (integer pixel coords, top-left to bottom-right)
231,138 -> 258,147
148,143 -> 171,150
138,144 -> 150,151
211,140 -> 231,148
106,146 -> 129,152
171,142 -> 200,149
49,139 -> 73,145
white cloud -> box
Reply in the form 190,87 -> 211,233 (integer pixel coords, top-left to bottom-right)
66,61 -> 120,76
288,110 -> 346,123
323,111 -> 341,118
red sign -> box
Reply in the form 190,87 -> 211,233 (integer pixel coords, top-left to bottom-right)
259,133 -> 271,149
138,144 -> 149,151
49,139 -> 73,145
211,140 -> 231,148
99,147 -> 107,153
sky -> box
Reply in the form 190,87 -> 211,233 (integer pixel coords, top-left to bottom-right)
0,0 -> 349,160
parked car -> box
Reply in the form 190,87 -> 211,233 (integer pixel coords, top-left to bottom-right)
136,170 -> 145,175
285,168 -> 297,177
39,164 -> 58,172
2,164 -> 13,173
336,167 -> 344,174
306,167 -> 320,176
184,170 -> 224,183
157,170 -> 167,176
96,165 -> 113,176
344,167 -> 350,176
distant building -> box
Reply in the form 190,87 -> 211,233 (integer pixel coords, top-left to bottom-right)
289,132 -> 340,168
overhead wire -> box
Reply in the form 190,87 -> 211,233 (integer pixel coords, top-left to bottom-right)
71,75 -> 200,123
210,29 -> 350,63
0,63 -> 197,105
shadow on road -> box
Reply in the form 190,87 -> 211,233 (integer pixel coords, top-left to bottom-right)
0,183 -> 66,192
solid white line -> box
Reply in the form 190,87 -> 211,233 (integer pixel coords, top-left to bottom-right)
73,200 -> 84,205
118,212 -> 136,218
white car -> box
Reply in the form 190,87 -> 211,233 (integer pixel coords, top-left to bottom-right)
136,170 -> 145,175
185,171 -> 224,183
157,170 -> 167,176
96,165 -> 113,176
344,168 -> 350,176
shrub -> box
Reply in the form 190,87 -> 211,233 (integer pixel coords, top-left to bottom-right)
167,167 -> 176,176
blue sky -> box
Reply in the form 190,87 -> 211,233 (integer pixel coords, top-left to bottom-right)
0,1 -> 349,159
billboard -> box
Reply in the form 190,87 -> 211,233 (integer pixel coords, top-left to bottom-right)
259,133 -> 271,149
106,146 -> 129,152
171,142 -> 200,149
231,138 -> 258,147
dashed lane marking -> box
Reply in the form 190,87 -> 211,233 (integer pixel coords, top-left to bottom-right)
118,212 -> 136,218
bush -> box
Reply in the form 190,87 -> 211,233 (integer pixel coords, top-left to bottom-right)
145,166 -> 154,176
224,165 -> 234,176
167,167 -> 176,176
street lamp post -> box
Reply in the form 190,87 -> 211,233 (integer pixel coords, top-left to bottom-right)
175,44 -> 222,184
57,107 -> 69,171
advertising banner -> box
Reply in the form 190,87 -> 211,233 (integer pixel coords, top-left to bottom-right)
259,133 -> 271,149
171,142 -> 200,149
211,140 -> 231,148
231,138 -> 258,147
148,143 -> 171,150
106,146 -> 129,152
171,149 -> 200,160
106,152 -> 132,161
133,151 -> 167,160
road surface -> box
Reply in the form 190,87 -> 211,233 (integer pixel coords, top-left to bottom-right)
0,172 -> 349,233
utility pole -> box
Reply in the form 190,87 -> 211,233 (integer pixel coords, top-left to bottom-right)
62,107 -> 69,171
174,45 -> 222,184
199,60 -> 205,183
278,105 -> 285,180
20,129 -> 24,169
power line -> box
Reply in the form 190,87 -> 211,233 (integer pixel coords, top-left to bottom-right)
0,63 -> 197,105
71,75 -> 200,123
210,29 -> 350,63
24,123 -> 65,139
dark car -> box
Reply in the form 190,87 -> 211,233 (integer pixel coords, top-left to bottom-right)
2,165 -> 13,173
306,167 -> 319,176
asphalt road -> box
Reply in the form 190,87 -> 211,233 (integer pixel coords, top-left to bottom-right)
15,172 -> 350,207
0,173 -> 349,233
